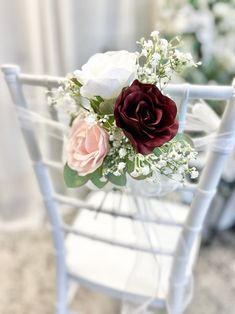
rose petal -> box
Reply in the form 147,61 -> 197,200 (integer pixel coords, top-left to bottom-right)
67,116 -> 109,175
114,80 -> 178,155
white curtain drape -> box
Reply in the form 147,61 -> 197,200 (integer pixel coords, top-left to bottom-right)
0,0 -> 156,220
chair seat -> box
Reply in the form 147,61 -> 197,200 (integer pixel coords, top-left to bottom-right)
65,191 -> 195,306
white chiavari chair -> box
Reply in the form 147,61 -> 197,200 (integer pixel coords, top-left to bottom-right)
2,64 -> 235,314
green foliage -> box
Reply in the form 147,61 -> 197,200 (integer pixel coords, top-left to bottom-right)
70,77 -> 82,87
90,96 -> 104,114
64,164 -> 109,189
107,173 -> 127,186
90,167 -> 108,188
64,164 -> 90,188
153,147 -> 162,156
99,99 -> 115,115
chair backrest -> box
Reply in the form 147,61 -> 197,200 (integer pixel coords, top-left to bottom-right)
2,64 -> 235,313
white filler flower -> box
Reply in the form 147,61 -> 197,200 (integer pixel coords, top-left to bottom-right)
74,51 -> 137,100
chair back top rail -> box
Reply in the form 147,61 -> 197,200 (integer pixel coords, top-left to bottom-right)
17,73 -> 234,100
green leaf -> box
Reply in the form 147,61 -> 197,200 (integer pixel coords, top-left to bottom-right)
126,159 -> 134,174
90,96 -> 104,114
153,147 -> 162,156
99,99 -> 115,115
90,167 -> 108,189
90,99 -> 100,113
70,77 -> 82,87
107,173 -> 127,187
64,164 -> 90,188
96,96 -> 104,103
69,114 -> 78,127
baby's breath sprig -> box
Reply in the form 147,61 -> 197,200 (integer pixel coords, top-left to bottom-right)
47,76 -> 87,116
137,31 -> 199,89
102,133 -> 198,185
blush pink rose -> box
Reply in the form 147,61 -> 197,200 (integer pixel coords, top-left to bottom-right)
67,116 -> 109,176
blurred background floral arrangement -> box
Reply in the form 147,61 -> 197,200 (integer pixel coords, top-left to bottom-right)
154,0 -> 235,85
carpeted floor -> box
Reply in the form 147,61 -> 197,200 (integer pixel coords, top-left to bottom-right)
0,228 -> 235,314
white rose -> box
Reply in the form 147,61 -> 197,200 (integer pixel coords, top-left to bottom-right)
74,50 -> 137,100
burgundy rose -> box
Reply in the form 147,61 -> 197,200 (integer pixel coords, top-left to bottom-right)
114,79 -> 178,155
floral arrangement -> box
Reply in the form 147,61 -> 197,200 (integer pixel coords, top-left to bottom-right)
51,31 -> 199,189
153,0 -> 235,85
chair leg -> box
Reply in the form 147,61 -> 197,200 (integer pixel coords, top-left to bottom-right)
167,285 -> 188,314
53,247 -> 69,314
56,268 -> 68,314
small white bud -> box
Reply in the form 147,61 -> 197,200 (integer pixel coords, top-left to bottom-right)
150,31 -> 159,39
86,113 -> 97,125
158,160 -> 167,167
119,148 -> 127,158
47,96 -> 53,106
117,162 -> 126,171
190,170 -> 199,179
160,39 -> 168,48
131,170 -> 139,178
151,53 -> 161,67
142,166 -> 150,176
142,48 -> 148,57
163,167 -> 172,175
